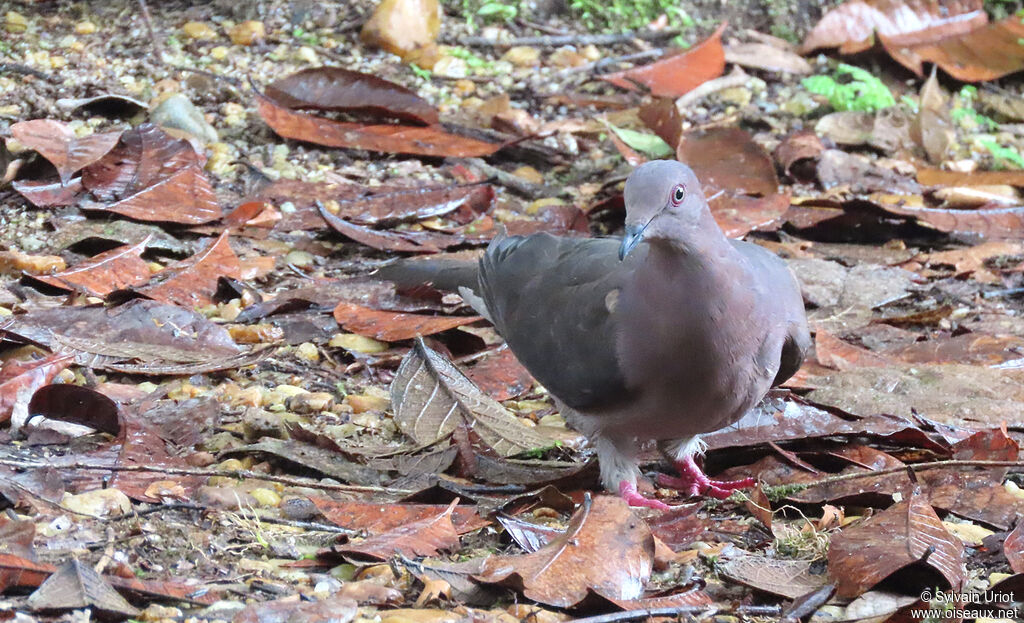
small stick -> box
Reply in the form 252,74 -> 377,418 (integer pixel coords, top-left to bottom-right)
136,0 -> 165,62
448,29 -> 680,48
453,157 -> 554,199
0,458 -> 409,495
675,66 -> 750,110
560,49 -> 664,76
573,604 -> 781,623
0,63 -> 52,81
771,459 -> 1024,494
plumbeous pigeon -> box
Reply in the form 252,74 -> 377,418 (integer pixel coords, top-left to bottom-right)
379,160 -> 810,509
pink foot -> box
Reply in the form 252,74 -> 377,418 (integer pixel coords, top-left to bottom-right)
656,455 -> 755,500
619,480 -> 672,510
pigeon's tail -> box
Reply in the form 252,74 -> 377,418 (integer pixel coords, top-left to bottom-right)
373,257 -> 480,294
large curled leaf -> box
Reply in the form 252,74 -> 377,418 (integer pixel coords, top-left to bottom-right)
390,338 -> 553,457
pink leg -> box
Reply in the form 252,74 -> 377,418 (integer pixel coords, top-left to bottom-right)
656,454 -> 755,500
619,480 -> 672,511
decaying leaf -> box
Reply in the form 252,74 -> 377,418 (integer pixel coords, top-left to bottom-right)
475,494 -> 654,607
27,559 -> 139,618
391,338 -> 553,457
10,120 -> 121,184
602,23 -> 726,98
827,489 -> 965,599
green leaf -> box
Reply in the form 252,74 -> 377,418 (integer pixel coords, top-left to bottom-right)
801,63 -> 895,113
606,123 -> 673,158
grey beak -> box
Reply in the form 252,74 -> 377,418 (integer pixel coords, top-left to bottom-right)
619,223 -> 645,260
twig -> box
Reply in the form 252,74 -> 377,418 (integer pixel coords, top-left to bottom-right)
169,65 -> 243,88
773,459 -> 1024,494
675,66 -> 751,110
452,158 -> 553,199
448,29 -> 680,48
560,49 -> 664,76
135,0 -> 164,62
0,458 -> 408,495
0,63 -> 52,81
516,18 -> 569,36
573,604 -> 780,623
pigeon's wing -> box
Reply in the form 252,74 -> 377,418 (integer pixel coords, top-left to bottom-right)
478,233 -> 638,411
732,240 -> 811,387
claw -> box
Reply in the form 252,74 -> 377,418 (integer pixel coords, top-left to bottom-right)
618,480 -> 672,510
656,455 -> 755,499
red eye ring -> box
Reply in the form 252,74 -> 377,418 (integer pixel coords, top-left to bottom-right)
670,183 -> 686,206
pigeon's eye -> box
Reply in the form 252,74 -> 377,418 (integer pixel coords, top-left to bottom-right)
670,184 -> 686,205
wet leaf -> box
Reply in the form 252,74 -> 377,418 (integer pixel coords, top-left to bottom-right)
12,177 -> 84,208
676,126 -> 779,197
330,499 -> 460,560
10,120 -> 121,184
266,66 -> 440,125
391,338 -> 554,456
27,559 -> 139,618
827,489 -> 965,599
139,232 -> 241,308
309,497 -> 489,535
257,93 -> 502,157
464,347 -> 535,401
0,553 -> 55,592
801,0 -> 986,55
1005,521 -> 1024,573
321,204 -> 466,253
334,302 -> 480,341
475,494 -> 654,607
27,384 -> 121,435
602,23 -> 726,97
0,353 -> 75,425
86,164 -> 221,225
31,237 -> 152,297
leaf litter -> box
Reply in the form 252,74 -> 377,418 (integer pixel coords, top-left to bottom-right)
1,0 -> 1024,622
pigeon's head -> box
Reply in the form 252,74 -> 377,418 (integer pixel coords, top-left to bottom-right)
619,160 -> 705,260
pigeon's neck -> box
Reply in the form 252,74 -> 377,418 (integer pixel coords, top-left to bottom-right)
647,209 -> 732,260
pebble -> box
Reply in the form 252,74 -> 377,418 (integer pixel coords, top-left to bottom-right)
5,11 -> 27,34
75,20 -> 96,35
501,46 -> 541,67
248,487 -> 282,508
229,20 -> 265,46
295,342 -> 320,362
61,489 -> 132,517
360,0 -> 441,59
345,392 -> 390,414
150,93 -> 218,143
331,332 -> 389,353
182,21 -> 218,41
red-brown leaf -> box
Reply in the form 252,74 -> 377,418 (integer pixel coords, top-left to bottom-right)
81,123 -> 205,200
12,177 -> 84,208
333,302 -> 480,342
1005,521 -> 1024,573
140,232 -> 241,308
265,66 -> 439,125
89,165 -> 221,225
882,15 -> 1024,81
676,126 -> 779,196
309,497 -> 489,534
827,489 -> 965,599
330,499 -> 460,560
0,354 -> 75,425
475,494 -> 654,607
320,204 -> 463,253
601,23 -> 726,98
801,0 -> 986,55
10,120 -> 121,184
465,347 -> 535,401
256,93 -> 502,157
32,237 -> 151,297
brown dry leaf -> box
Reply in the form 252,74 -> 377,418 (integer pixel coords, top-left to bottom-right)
330,499 -> 460,560
320,203 -> 468,253
10,120 -> 121,184
464,347 -> 535,401
917,241 -> 1024,280
815,330 -> 896,370
800,0 -> 986,55
723,41 -> 812,74
309,497 -> 489,535
333,302 -> 479,342
827,489 -> 965,599
638,97 -> 684,149
870,192 -> 1024,238
911,67 -> 953,164
951,428 -> 1019,461
26,384 -> 121,435
256,93 -> 502,158
233,593 -> 358,623
390,338 -> 554,456
677,126 -> 778,197
0,299 -> 261,375
0,554 -> 55,593
773,130 -> 825,178
1005,521 -> 1024,573
11,178 -> 84,208
265,66 -> 439,125
918,169 -> 1024,187
0,353 -> 75,425
719,553 -> 828,599
93,164 -> 221,225
886,333 -> 1024,366
27,559 -> 139,618
601,23 -> 726,98
31,237 -> 152,297
140,232 -> 241,308
883,16 -> 1024,81
475,494 -> 654,607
